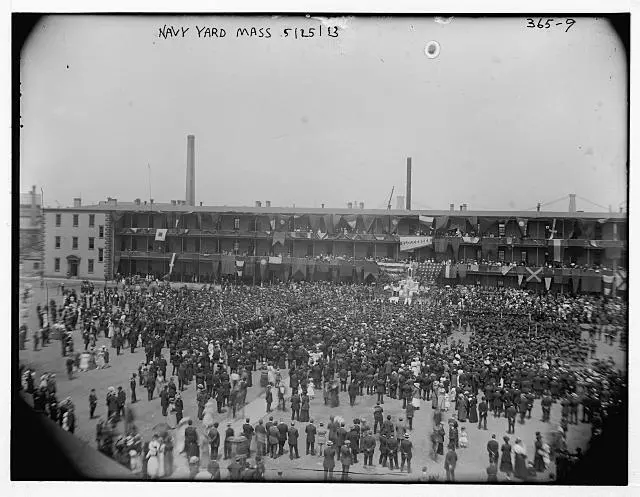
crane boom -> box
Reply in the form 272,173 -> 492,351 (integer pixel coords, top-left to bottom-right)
387,186 -> 395,210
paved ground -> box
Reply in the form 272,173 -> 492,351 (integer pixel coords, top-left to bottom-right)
17,278 -> 627,482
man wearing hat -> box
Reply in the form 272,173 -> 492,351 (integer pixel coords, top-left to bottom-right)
444,446 -> 457,482
305,419 -> 317,455
223,423 -> 234,460
207,421 -> 220,460
242,418 -> 255,456
277,418 -> 288,457
340,440 -> 353,481
387,432 -> 399,470
373,402 -> 384,434
487,434 -> 499,464
362,429 -> 376,467
478,396 -> 488,430
323,440 -> 336,481
400,433 -> 413,473
288,421 -> 300,459
227,456 -> 244,481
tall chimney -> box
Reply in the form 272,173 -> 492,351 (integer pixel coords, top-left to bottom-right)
31,185 -> 38,226
186,135 -> 196,206
568,193 -> 576,213
406,157 -> 412,210
73,197 -> 81,208
396,195 -> 405,210
449,203 -> 454,212
265,201 -> 271,208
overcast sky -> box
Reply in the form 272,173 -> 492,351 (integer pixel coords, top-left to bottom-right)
19,15 -> 627,212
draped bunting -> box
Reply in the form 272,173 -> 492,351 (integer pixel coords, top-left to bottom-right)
221,256 -> 236,275
478,218 -> 497,235
553,269 -> 565,284
259,259 -> 267,280
363,262 -> 379,280
236,259 -> 244,277
332,214 -> 342,230
516,218 -> 528,236
323,215 -> 334,234
552,239 -> 565,262
481,238 -> 499,257
434,238 -> 449,253
307,262 -> 316,280
500,266 -> 512,276
362,215 -> 376,233
390,217 -> 399,234
544,277 -> 552,291
419,215 -> 434,226
272,232 -> 286,247
293,261 -> 306,277
316,262 -> 329,273
518,274 -> 524,287
571,269 -> 580,293
605,246 -> 622,260
282,264 -> 291,281
457,263 -> 467,280
434,216 -> 449,230
309,215 -> 321,232
211,259 -> 220,277
466,216 -> 478,227
602,272 -> 614,296
444,264 -> 457,279
449,217 -> 468,233
244,261 -> 256,277
339,263 -> 353,277
575,220 -> 595,239
615,270 -> 627,290
450,238 -> 461,260
581,272 -> 603,293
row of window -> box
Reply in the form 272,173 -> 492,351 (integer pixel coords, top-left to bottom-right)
53,258 -> 97,273
55,235 -> 104,252
55,213 -> 103,230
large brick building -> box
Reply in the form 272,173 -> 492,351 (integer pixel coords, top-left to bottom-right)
42,197 -> 627,294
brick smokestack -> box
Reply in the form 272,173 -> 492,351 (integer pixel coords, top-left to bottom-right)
186,135 -> 196,206
406,157 -> 412,210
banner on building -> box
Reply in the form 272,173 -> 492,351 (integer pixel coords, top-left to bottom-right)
169,252 -> 176,274
544,277 -> 552,291
155,229 -> 168,241
552,239 -> 564,262
525,267 -> 542,283
400,236 -> 433,252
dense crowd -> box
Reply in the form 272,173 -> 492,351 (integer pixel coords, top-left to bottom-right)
18,277 -> 626,481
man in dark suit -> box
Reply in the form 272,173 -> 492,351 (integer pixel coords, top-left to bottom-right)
208,422 -> 220,460
288,422 -> 300,459
277,419 -> 288,456
506,403 -> 517,434
305,419 -> 317,455
487,434 -> 499,464
445,447 -> 457,481
323,441 -> 336,481
478,397 -> 488,430
184,419 -> 199,459
174,392 -> 184,424
160,385 -> 170,417
362,429 -> 376,467
224,423 -> 234,460
400,433 -> 413,473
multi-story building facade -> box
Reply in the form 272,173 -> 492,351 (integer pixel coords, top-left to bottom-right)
19,186 -> 43,277
43,199 -> 109,279
41,197 -> 627,294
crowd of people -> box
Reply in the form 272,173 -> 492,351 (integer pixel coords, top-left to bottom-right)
18,274 -> 626,481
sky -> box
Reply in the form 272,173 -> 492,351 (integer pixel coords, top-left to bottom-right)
19,15 -> 628,212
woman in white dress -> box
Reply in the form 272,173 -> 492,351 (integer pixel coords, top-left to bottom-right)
157,439 -> 166,478
307,380 -> 315,400
146,435 -> 161,479
445,387 -> 455,412
411,382 -> 421,410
